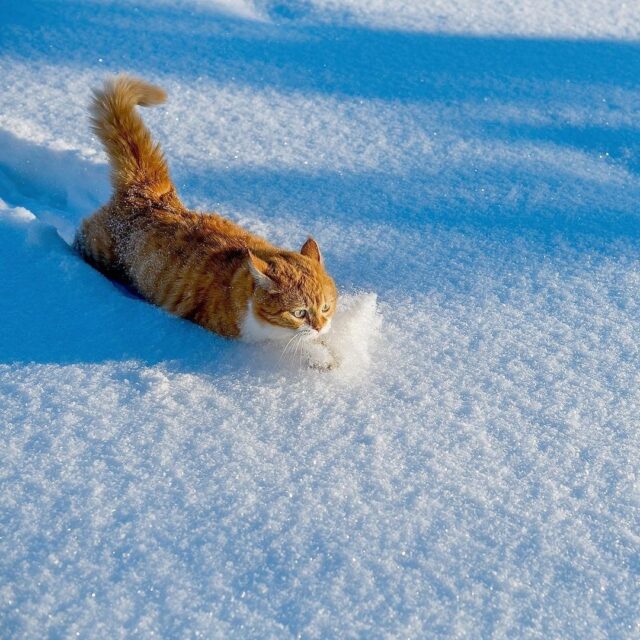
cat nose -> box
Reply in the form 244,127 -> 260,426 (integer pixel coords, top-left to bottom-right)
309,316 -> 323,331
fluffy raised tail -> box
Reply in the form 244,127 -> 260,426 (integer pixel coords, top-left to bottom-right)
91,75 -> 173,198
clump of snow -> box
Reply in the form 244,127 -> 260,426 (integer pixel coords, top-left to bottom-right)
0,199 -> 36,223
325,292 -> 380,373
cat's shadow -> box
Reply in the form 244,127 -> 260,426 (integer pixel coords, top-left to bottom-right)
0,236 -> 298,372
0,189 -> 278,370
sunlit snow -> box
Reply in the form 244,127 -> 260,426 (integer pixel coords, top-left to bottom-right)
1,1 -> 640,638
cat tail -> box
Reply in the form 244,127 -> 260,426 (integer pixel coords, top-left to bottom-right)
91,75 -> 174,199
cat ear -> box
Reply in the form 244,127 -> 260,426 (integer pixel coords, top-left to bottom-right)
300,237 -> 323,265
247,251 -> 276,291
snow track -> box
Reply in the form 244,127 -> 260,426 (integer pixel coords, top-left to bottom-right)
2,1 -> 640,638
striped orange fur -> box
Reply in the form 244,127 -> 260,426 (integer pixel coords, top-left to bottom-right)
75,75 -> 337,342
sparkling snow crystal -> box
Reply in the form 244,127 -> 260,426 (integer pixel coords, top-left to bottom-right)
2,1 -> 640,638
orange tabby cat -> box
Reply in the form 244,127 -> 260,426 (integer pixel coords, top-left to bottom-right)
75,75 -> 337,366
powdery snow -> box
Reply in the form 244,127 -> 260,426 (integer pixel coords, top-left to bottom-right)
2,1 -> 640,638
267,0 -> 640,39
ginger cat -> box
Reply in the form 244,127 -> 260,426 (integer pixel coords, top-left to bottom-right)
75,76 -> 338,367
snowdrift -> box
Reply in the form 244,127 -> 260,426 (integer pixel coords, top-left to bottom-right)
2,0 -> 640,638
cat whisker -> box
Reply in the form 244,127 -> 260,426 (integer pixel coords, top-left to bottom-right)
279,333 -> 301,362
279,332 -> 307,366
291,328 -> 319,368
293,333 -> 306,365
299,343 -> 306,369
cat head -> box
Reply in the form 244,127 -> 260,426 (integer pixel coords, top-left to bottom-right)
246,238 -> 337,339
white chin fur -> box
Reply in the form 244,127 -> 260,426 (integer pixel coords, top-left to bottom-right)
240,302 -> 296,343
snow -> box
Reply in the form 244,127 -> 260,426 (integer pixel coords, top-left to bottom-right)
2,0 -> 640,637
274,0 -> 640,39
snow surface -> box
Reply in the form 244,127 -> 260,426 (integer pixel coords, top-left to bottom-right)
2,0 -> 640,637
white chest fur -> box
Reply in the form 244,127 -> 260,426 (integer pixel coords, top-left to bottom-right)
240,302 -> 296,343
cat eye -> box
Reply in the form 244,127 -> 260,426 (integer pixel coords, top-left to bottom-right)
292,309 -> 307,319
321,303 -> 330,313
